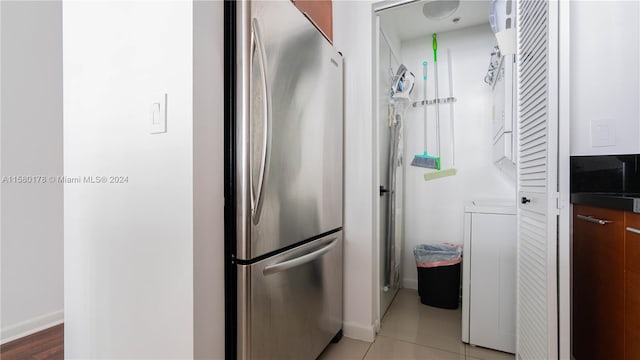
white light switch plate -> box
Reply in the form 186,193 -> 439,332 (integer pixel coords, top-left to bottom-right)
150,93 -> 167,134
591,118 -> 615,147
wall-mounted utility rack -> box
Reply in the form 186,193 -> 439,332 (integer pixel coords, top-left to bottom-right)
484,44 -> 503,87
412,97 -> 457,107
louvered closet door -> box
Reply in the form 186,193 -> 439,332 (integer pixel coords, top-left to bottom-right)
516,0 -> 558,359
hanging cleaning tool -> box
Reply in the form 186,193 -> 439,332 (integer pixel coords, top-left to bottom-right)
411,61 -> 439,169
432,33 -> 442,169
447,48 -> 456,167
423,33 -> 457,181
423,60 -> 428,82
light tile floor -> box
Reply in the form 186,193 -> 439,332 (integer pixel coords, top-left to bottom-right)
319,289 -> 515,360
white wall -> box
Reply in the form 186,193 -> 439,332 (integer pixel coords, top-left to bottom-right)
64,1 -> 224,358
193,1 -> 225,359
333,0 -> 377,342
1,0 -> 64,343
400,25 -> 515,288
570,0 -> 640,156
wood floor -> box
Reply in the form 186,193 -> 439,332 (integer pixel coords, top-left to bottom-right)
0,324 -> 63,360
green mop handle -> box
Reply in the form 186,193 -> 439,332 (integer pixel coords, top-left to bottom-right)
432,33 -> 438,62
432,33 -> 441,167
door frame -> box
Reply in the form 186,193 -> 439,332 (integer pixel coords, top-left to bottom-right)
557,0 -> 571,358
370,0 -> 416,332
371,11 -> 382,332
371,4 -> 381,333
369,3 -> 570,353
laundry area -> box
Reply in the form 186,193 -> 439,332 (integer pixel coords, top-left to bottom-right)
374,0 -> 518,357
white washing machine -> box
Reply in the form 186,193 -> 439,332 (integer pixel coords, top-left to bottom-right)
461,199 -> 516,354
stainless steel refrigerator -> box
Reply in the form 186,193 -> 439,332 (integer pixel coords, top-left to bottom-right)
224,1 -> 344,359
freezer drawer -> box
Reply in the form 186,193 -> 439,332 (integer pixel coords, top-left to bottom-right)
237,232 -> 343,360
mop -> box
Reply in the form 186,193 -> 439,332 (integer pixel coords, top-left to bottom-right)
411,61 -> 440,169
423,36 -> 458,181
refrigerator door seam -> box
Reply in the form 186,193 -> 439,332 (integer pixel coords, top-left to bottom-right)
235,227 -> 343,264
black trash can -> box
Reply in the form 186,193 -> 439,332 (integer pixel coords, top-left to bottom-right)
414,244 -> 462,309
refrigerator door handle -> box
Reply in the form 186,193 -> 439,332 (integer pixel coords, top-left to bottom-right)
250,18 -> 271,225
263,238 -> 338,276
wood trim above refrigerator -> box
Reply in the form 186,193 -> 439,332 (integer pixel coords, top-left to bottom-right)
291,0 -> 333,43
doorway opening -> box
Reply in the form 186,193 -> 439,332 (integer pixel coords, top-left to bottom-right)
373,0 -> 517,358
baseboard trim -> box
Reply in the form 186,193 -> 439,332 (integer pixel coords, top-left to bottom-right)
343,321 -> 375,342
402,278 -> 418,290
1,310 -> 64,345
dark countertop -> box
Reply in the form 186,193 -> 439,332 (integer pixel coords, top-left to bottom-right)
571,193 -> 640,213
570,155 -> 640,212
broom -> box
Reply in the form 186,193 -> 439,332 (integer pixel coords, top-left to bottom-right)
411,59 -> 440,169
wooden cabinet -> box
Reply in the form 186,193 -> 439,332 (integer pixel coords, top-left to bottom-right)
626,270 -> 640,359
573,204 -> 625,360
572,205 -> 640,360
625,212 -> 640,273
625,212 -> 640,359
291,0 -> 333,43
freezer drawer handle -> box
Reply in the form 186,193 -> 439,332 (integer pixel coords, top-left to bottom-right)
576,214 -> 612,225
626,227 -> 640,235
263,238 -> 338,276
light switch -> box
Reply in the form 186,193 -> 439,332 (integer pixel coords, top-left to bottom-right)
150,93 -> 167,134
151,103 -> 161,124
591,118 -> 615,147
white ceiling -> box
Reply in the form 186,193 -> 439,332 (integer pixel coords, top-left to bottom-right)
379,0 -> 492,42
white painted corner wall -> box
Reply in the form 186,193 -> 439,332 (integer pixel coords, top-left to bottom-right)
569,0 -> 640,156
333,0 -> 377,342
64,1 -> 224,358
1,0 -> 64,344
193,1 -> 225,359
